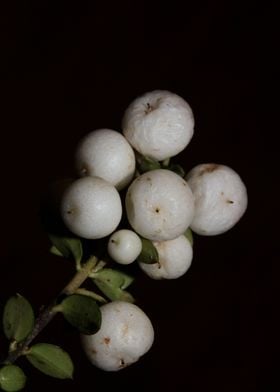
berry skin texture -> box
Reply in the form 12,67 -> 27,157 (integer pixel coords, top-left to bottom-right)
139,235 -> 193,279
122,90 -> 194,161
186,163 -> 248,235
81,301 -> 154,371
108,229 -> 142,265
125,169 -> 195,241
75,129 -> 136,190
61,177 -> 122,239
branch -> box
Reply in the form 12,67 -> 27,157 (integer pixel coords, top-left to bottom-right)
4,256 -> 98,364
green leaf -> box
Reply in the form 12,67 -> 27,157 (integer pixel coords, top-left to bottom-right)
26,343 -> 74,380
3,294 -> 34,342
94,268 -> 134,290
60,294 -> 101,335
136,155 -> 161,173
168,163 -> 185,177
137,238 -> 159,264
184,227 -> 193,246
50,245 -> 64,257
93,268 -> 135,303
0,365 -> 26,392
94,280 -> 134,303
160,158 -> 170,168
48,234 -> 82,266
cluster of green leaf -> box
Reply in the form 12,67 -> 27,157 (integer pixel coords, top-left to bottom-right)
1,198 -> 190,390
49,234 -> 138,303
0,294 -> 74,391
0,234 -> 139,390
136,154 -> 186,177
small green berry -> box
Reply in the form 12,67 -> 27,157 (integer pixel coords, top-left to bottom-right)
0,365 -> 26,392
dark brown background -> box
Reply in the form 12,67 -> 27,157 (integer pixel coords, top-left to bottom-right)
0,1 -> 275,391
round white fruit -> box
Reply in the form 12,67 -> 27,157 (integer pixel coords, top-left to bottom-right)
122,90 -> 194,161
125,169 -> 195,241
75,129 -> 135,190
139,235 -> 193,279
186,163 -> 248,235
81,301 -> 154,371
108,230 -> 142,265
61,176 -> 122,239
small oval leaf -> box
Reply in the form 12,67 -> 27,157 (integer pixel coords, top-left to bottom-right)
0,365 -> 26,392
48,234 -> 83,265
26,343 -> 74,379
93,280 -> 135,303
49,245 -> 64,257
168,163 -> 185,177
136,154 -> 161,173
94,268 -> 134,290
61,294 -> 101,335
137,238 -> 159,264
184,227 -> 194,246
93,268 -> 135,302
3,294 -> 34,342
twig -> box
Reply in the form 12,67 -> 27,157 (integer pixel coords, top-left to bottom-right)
4,256 -> 98,364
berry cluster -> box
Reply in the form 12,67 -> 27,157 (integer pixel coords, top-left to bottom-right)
61,90 -> 247,370
0,90 -> 248,390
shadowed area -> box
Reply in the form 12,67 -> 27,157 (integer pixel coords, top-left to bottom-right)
1,1 -> 270,391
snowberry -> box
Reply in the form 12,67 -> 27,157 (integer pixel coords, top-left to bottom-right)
125,169 -> 195,241
61,177 -> 122,239
108,230 -> 142,265
122,90 -> 194,161
81,301 -> 154,371
139,235 -> 193,279
75,129 -> 135,190
186,163 -> 248,235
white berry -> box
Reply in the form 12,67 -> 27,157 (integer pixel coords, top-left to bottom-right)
122,90 -> 194,161
139,235 -> 193,279
108,230 -> 142,265
61,177 -> 122,239
75,129 -> 135,190
186,163 -> 248,235
125,169 -> 195,241
81,301 -> 154,371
